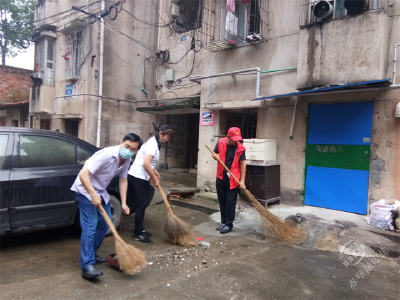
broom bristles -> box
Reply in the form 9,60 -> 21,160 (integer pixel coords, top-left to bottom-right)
115,239 -> 148,275
242,189 -> 306,243
165,212 -> 194,246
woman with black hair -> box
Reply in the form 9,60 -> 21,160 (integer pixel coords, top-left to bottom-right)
127,124 -> 174,242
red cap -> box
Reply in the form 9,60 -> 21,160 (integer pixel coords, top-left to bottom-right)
227,127 -> 243,141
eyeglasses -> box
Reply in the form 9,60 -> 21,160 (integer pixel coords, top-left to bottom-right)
122,143 -> 138,153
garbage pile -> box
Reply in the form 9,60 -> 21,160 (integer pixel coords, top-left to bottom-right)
365,199 -> 400,233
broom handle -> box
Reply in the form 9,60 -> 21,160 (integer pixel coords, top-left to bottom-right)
157,185 -> 173,214
98,205 -> 124,242
205,145 -> 241,185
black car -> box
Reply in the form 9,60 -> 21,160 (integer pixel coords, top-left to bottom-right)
0,127 -> 123,236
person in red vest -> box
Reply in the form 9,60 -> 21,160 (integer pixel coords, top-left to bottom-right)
212,127 -> 246,234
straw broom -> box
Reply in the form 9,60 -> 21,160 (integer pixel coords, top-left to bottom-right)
98,206 -> 147,274
157,186 -> 194,246
205,145 -> 305,243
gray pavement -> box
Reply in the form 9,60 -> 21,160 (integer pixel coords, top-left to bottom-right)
1,170 -> 399,299
1,202 -> 399,299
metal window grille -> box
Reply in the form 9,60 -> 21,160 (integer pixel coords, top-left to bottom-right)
225,110 -> 257,139
299,0 -> 389,27
201,0 -> 268,52
34,37 -> 55,85
65,30 -> 83,79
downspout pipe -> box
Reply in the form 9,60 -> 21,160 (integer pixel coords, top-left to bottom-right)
189,68 -> 261,98
289,97 -> 298,139
96,0 -> 105,148
391,43 -> 400,87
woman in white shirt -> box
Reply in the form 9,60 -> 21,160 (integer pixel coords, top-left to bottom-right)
127,124 -> 174,242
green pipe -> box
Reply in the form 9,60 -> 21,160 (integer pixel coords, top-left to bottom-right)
261,68 -> 297,74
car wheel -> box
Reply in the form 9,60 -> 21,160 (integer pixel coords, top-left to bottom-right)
106,195 -> 122,236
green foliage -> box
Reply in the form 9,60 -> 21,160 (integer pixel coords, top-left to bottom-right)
0,0 -> 35,65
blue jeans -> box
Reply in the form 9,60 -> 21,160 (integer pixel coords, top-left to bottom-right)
74,192 -> 111,269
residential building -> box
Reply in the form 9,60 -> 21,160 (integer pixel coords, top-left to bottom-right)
32,0 -> 400,214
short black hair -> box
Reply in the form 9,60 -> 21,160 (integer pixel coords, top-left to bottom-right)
122,133 -> 143,149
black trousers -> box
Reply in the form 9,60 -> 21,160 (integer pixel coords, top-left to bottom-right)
127,175 -> 151,235
216,177 -> 238,228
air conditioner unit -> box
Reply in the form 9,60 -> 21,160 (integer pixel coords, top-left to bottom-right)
172,4 -> 180,17
313,1 -> 334,19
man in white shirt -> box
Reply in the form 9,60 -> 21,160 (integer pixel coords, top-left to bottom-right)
71,133 -> 142,280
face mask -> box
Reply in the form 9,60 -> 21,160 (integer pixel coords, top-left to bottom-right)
120,147 -> 134,159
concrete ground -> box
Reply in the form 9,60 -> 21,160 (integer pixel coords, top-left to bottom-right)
0,169 -> 399,299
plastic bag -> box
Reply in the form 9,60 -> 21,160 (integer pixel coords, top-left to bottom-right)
365,199 -> 400,231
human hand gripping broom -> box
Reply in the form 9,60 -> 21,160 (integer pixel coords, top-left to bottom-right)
157,185 -> 194,246
98,205 -> 148,274
205,145 -> 305,243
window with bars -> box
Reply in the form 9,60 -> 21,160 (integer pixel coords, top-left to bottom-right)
201,0 -> 267,52
225,110 -> 257,139
34,37 -> 55,85
299,0 -> 389,27
64,30 -> 83,79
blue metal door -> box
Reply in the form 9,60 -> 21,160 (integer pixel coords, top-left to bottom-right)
304,102 -> 373,214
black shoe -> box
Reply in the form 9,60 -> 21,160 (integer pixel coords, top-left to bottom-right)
220,225 -> 232,234
95,253 -> 106,264
82,265 -> 103,279
216,224 -> 225,230
133,231 -> 152,242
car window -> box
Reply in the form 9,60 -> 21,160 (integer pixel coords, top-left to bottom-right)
0,135 -> 9,169
77,145 -> 93,165
20,135 -> 75,168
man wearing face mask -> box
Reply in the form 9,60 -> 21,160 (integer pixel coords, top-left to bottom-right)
71,133 -> 142,280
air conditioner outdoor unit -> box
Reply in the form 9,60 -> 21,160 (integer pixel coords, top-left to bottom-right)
313,1 -> 334,19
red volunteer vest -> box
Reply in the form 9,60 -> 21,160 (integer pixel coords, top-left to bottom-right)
217,137 -> 246,190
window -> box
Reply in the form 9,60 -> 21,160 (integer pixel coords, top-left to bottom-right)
225,110 -> 257,139
34,37 -> 55,85
65,119 -> 79,137
19,135 -> 75,168
12,120 -> 19,127
77,145 -> 93,165
40,119 -> 51,130
65,30 -> 83,79
172,0 -> 202,33
0,135 -> 9,169
299,0 -> 389,27
201,0 -> 268,52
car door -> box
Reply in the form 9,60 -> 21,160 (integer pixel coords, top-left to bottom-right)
0,133 -> 13,234
8,133 -> 82,231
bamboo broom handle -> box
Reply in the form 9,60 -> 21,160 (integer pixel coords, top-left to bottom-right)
157,185 -> 173,214
205,145 -> 241,185
98,205 -> 124,242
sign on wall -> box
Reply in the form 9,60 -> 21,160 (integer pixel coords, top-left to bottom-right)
65,84 -> 78,98
201,111 -> 214,126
